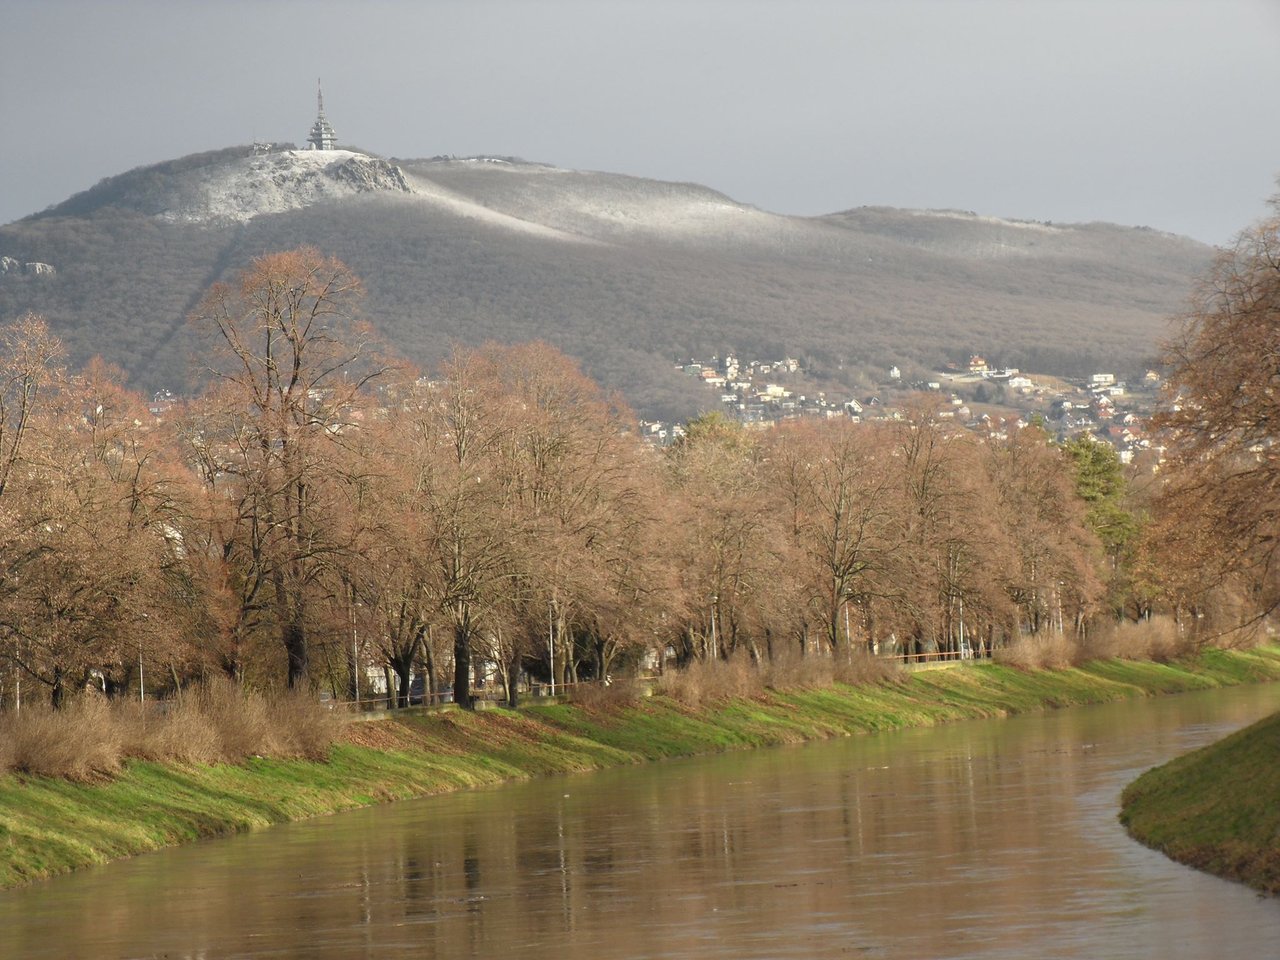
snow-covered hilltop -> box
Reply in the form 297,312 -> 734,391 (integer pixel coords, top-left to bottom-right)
155,149 -> 413,224
34,145 -> 415,224
2,139 -> 1213,423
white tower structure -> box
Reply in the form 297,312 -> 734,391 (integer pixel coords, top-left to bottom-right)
308,80 -> 338,150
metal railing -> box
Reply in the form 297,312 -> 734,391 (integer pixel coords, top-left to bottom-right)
882,647 -> 993,667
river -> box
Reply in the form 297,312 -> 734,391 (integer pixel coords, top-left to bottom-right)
3,684 -> 1278,959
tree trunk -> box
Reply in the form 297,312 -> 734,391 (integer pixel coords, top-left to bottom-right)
382,664 -> 395,708
346,639 -> 360,703
392,659 -> 412,709
418,629 -> 436,706
554,610 -> 570,689
594,636 -> 607,683
220,636 -> 243,684
505,649 -> 520,709
51,666 -> 66,710
453,618 -> 473,709
284,620 -> 308,689
103,670 -> 130,700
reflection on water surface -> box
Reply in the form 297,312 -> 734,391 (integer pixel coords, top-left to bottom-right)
3,685 -> 1279,959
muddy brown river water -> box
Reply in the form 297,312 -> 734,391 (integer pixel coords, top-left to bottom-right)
3,684 -> 1279,959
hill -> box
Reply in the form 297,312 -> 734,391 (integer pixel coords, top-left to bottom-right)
0,145 -> 1211,418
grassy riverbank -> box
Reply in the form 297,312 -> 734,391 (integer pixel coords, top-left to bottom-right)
3,647 -> 1280,891
1121,705 -> 1280,895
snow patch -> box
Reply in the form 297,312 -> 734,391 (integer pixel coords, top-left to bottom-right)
399,172 -> 594,243
545,185 -> 785,242
913,209 -> 1062,233
156,150 -> 412,224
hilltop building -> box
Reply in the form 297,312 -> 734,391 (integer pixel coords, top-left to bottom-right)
308,81 -> 338,151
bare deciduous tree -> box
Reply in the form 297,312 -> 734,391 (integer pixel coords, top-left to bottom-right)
189,248 -> 383,688
1154,207 -> 1280,631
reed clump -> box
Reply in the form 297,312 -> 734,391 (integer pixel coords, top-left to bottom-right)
1083,616 -> 1197,663
833,648 -> 903,686
995,617 -> 1205,671
657,647 -> 902,707
994,633 -> 1081,670
1,697 -> 125,782
656,654 -> 762,707
761,649 -> 834,690
0,679 -> 344,780
567,677 -> 645,710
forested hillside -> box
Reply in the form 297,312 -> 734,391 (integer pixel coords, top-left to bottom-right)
0,248 -> 1262,715
0,146 -> 1212,418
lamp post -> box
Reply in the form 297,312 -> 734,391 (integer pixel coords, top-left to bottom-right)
138,611 -> 149,704
548,600 -> 556,697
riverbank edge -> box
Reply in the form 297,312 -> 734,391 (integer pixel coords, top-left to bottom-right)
3,647 -> 1280,891
1120,704 -> 1280,895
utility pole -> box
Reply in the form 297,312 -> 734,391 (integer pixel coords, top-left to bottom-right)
548,601 -> 556,697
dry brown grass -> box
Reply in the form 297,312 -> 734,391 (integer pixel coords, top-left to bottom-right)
0,680 -> 346,780
657,646 -> 902,707
994,633 -> 1082,671
568,678 -> 644,711
116,699 -> 222,764
834,647 -> 904,685
1083,616 -> 1197,663
995,618 -> 1208,671
761,649 -> 834,690
657,654 -> 765,707
193,678 -> 278,759
268,690 -> 346,761
1,698 -> 124,782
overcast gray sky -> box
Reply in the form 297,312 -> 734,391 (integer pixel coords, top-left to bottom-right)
2,0 -> 1278,244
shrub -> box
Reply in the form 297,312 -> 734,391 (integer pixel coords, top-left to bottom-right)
761,649 -> 834,690
1,698 -> 123,782
1084,616 -> 1196,663
833,647 -> 903,685
658,646 -> 904,705
994,633 -> 1081,671
568,678 -> 644,711
267,690 -> 345,761
656,654 -> 764,707
0,723 -> 12,776
191,678 -> 277,760
0,679 -> 345,781
117,698 -> 222,764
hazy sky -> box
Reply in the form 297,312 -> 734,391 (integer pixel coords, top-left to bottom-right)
3,0 -> 1278,244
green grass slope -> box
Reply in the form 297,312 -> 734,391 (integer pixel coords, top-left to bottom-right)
1121,703 -> 1280,894
3,648 -> 1279,891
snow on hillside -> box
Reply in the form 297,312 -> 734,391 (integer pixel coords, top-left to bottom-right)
398,170 -> 594,244
143,149 -> 589,245
154,150 -> 412,224
576,189 -> 776,238
912,209 -> 1063,234
405,159 -> 803,246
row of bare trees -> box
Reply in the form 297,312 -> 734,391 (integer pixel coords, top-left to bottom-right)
0,243 -> 1267,710
1145,202 -> 1280,634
